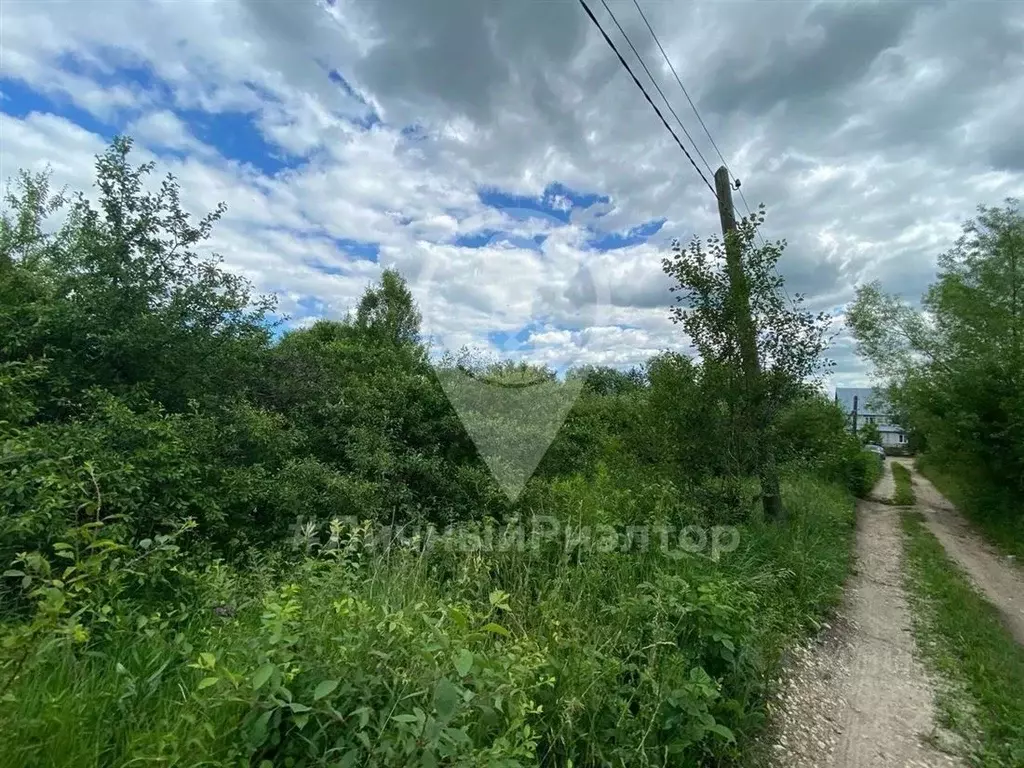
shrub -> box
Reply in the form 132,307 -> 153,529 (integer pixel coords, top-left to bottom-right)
845,448 -> 882,498
1,473 -> 855,767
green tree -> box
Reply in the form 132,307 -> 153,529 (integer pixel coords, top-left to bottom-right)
565,364 -> 645,396
848,199 -> 1024,528
354,267 -> 422,346
0,137 -> 275,414
662,207 -> 834,519
859,421 -> 881,446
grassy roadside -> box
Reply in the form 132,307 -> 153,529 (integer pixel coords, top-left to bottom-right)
891,463 -> 915,506
900,510 -> 1024,766
915,458 -> 1024,561
0,473 -> 857,767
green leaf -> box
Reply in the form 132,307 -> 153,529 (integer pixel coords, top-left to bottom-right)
352,706 -> 371,729
433,678 -> 461,719
707,723 -> 735,742
488,590 -> 510,608
2,570 -> 24,578
293,713 -> 309,730
198,652 -> 216,668
252,663 -> 276,691
197,677 -> 220,690
393,714 -> 419,724
249,710 -> 273,748
481,622 -> 510,637
288,702 -> 311,713
454,649 -> 473,677
312,679 -> 339,701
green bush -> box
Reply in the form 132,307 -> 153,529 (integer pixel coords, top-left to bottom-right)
0,138 -> 861,766
845,448 -> 882,499
0,473 -> 855,767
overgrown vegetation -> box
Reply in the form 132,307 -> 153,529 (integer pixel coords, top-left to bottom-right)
663,207 -> 833,521
846,450 -> 882,500
916,457 -> 1024,561
901,511 -> 1024,766
892,463 -> 915,506
848,199 -> 1024,551
1,138 -> 866,766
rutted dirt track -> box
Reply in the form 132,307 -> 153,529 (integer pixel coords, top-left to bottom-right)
767,486 -> 960,766
893,458 -> 1024,646
768,457 -> 1024,766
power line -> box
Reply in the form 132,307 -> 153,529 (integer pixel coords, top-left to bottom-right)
629,0 -> 728,179
629,2 -> 760,226
629,0 -> 798,309
597,0 -> 715,181
576,0 -> 716,200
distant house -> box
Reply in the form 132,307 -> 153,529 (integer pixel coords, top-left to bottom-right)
835,387 -> 908,448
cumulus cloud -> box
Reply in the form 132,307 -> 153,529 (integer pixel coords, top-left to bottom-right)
2,0 -> 1023,391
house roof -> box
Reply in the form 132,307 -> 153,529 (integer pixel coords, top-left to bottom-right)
835,387 -> 891,416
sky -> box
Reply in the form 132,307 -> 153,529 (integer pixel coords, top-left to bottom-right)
1,0 -> 1022,390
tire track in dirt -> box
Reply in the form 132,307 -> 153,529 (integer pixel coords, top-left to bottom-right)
894,458 -> 1024,646
765,485 -> 960,767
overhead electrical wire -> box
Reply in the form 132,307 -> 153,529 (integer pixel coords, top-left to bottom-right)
576,0 -> 717,199
629,0 -> 728,180
629,0 -> 759,220
628,0 -> 797,308
581,0 -> 798,310
597,0 -> 715,181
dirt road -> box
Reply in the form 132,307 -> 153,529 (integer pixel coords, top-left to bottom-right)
766,485 -> 960,767
767,457 -> 1024,766
869,459 -> 895,504
893,458 -> 1024,646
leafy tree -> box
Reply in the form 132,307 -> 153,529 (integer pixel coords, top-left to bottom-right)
0,137 -> 275,415
354,267 -> 422,347
859,421 -> 882,446
848,199 -> 1024,531
565,364 -> 645,396
662,207 -> 834,519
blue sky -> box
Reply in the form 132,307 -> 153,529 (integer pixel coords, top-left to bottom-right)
3,0 -> 1022,386
0,45 -> 685,374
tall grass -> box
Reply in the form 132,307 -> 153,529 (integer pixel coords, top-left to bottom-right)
901,511 -> 1024,766
0,472 -> 855,767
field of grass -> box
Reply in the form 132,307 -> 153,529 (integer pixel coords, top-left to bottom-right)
0,472 -> 856,768
891,462 -> 916,506
900,510 -> 1024,766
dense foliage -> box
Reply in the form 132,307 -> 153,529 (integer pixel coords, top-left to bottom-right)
848,199 -> 1024,550
663,208 -> 834,521
1,139 -> 866,766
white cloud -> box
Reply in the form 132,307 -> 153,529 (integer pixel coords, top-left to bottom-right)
127,110 -> 208,154
2,0 -> 1024,379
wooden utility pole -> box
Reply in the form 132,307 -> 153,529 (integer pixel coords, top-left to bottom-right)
714,166 -> 785,521
852,395 -> 859,435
